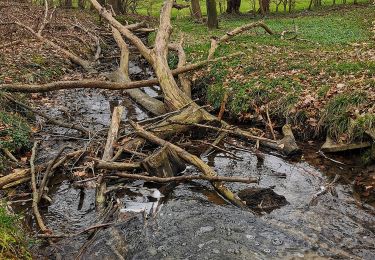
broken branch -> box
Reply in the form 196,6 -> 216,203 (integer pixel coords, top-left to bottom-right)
114,172 -> 258,184
129,120 -> 247,208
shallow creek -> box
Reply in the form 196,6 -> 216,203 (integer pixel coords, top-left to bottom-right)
20,59 -> 374,260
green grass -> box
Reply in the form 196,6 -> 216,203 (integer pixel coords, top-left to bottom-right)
0,110 -> 32,153
135,0 -> 369,17
320,91 -> 368,141
176,4 -> 374,141
0,202 -> 32,259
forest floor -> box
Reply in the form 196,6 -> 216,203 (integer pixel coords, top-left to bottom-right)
168,4 -> 375,146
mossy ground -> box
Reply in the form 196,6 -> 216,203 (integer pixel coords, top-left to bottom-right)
0,201 -> 32,259
165,4 -> 375,143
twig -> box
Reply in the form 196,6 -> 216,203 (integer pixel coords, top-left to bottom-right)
114,172 -> 257,184
265,104 -> 276,140
202,132 -> 227,157
198,140 -> 240,158
317,150 -> 346,165
30,142 -> 49,233
2,148 -> 19,163
38,146 -> 70,202
1,93 -> 91,136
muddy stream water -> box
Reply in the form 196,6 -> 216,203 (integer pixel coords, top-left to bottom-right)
18,58 -> 375,260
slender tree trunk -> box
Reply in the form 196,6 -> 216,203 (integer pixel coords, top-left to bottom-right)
226,0 -> 241,13
108,0 -> 122,14
191,0 -> 202,20
64,0 -> 72,8
207,0 -> 218,29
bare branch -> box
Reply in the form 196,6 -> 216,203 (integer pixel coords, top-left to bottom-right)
114,172 -> 258,184
90,0 -> 152,62
208,21 -> 273,59
0,52 -> 242,93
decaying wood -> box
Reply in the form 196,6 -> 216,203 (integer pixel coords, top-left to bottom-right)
129,120 -> 247,208
321,136 -> 371,153
142,145 -> 186,177
0,150 -> 83,189
94,160 -> 141,170
30,142 -> 49,233
208,21 -> 274,59
96,105 -> 125,211
0,53 -> 241,93
114,172 -> 258,184
111,26 -> 167,115
169,38 -> 191,97
2,177 -> 30,189
265,104 -> 276,140
2,148 -> 19,163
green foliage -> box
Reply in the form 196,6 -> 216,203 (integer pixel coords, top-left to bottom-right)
207,83 -> 225,109
0,111 -> 32,152
167,53 -> 179,69
31,54 -> 46,66
327,61 -> 375,75
317,85 -> 331,97
321,91 -> 367,141
352,113 -> 375,140
0,201 -> 32,259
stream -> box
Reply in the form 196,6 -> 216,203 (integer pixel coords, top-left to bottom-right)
16,57 -> 374,260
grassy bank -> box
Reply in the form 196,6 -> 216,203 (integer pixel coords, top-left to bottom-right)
169,4 -> 374,142
0,201 -> 32,259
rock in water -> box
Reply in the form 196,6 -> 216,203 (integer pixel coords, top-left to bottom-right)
238,187 -> 288,212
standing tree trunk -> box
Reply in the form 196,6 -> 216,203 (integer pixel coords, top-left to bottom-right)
207,0 -> 218,29
259,0 -> 270,14
78,0 -> 85,9
191,0 -> 203,20
226,0 -> 241,13
64,0 -> 72,8
108,0 -> 122,14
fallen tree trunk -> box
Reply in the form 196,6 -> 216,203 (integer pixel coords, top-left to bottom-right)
96,105 -> 124,211
0,53 -> 241,93
130,120 -> 247,208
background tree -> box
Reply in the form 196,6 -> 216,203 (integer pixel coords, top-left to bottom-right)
108,0 -> 123,14
191,0 -> 203,20
206,0 -> 218,29
226,0 -> 241,13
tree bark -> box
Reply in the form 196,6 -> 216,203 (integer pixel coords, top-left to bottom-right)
226,0 -> 241,13
191,0 -> 202,20
108,0 -> 122,14
206,0 -> 218,30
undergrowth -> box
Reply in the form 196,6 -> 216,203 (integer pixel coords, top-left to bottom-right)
0,201 -> 32,259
